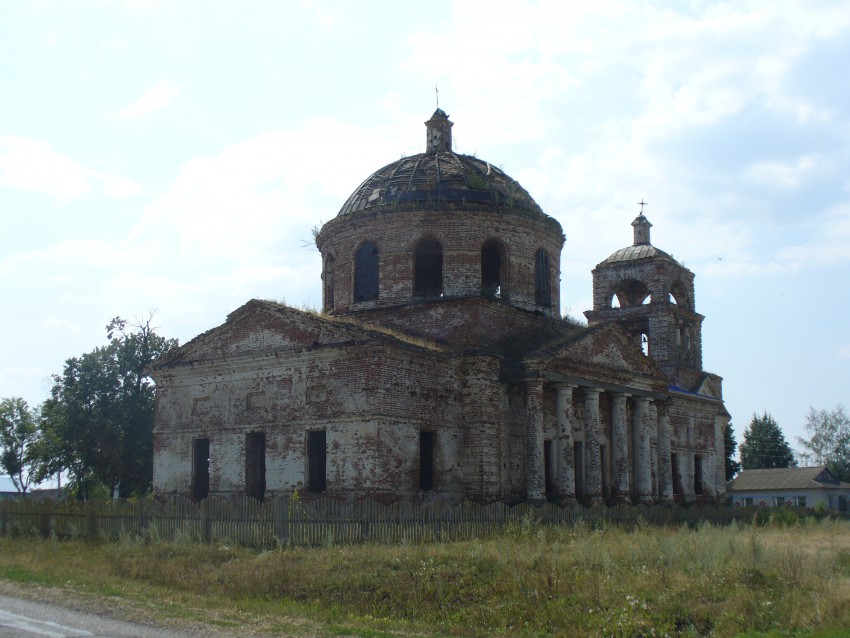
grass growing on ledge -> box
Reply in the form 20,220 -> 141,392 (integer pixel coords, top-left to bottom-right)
1,519 -> 850,637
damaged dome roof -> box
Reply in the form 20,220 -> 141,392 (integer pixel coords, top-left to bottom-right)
337,109 -> 546,218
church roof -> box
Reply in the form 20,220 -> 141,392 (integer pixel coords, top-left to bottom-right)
600,243 -> 679,265
337,151 -> 545,217
728,466 -> 850,491
337,110 -> 547,218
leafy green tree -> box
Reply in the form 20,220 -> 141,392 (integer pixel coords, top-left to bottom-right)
39,315 -> 178,499
724,421 -> 742,481
0,397 -> 40,493
797,405 -> 850,482
740,412 -> 797,469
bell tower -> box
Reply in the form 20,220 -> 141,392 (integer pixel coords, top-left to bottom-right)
585,206 -> 705,389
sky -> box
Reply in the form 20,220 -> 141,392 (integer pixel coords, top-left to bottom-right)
1,0 -> 849,491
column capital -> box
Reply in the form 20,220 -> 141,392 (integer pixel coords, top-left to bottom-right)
554,382 -> 578,391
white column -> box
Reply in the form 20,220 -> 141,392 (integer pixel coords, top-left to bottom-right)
526,379 -> 545,502
714,414 -> 728,497
583,388 -> 604,504
611,393 -> 631,503
682,419 -> 696,501
555,384 -> 576,502
656,402 -> 673,502
633,397 -> 653,504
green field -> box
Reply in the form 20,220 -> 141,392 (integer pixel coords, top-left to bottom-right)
1,517 -> 849,637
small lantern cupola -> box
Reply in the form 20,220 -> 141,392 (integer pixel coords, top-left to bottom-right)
425,108 -> 453,153
632,213 -> 652,245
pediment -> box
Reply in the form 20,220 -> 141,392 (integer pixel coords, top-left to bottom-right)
534,324 -> 666,381
694,373 -> 723,400
155,299 -> 374,367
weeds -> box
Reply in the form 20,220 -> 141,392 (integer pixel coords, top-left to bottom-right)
1,520 -> 850,637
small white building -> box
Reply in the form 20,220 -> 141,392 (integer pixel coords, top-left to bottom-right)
728,466 -> 850,511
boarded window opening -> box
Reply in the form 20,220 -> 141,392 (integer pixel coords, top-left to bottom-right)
245,432 -> 266,502
544,440 -> 555,499
600,444 -> 609,497
671,452 -> 681,497
534,249 -> 551,307
694,454 -> 703,495
414,238 -> 443,298
420,430 -> 435,491
192,438 -> 210,502
574,441 -> 585,499
323,255 -> 335,311
354,242 -> 379,302
247,392 -> 266,410
192,397 -> 210,415
307,431 -> 327,493
481,240 -> 504,298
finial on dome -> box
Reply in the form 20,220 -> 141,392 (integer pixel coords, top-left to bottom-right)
632,200 -> 652,245
425,108 -> 453,153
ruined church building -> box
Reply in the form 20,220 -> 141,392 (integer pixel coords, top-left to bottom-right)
152,109 -> 729,505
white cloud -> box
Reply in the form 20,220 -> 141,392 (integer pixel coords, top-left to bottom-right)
111,80 -> 180,120
132,118 -> 402,261
744,156 -> 817,189
838,344 -> 850,360
775,205 -> 850,267
0,137 -> 92,200
0,137 -> 143,202
43,317 -> 81,335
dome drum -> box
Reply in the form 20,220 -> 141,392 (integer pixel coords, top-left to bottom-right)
317,209 -> 563,317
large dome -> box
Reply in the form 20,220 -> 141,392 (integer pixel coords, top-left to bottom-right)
338,151 -> 545,217
337,109 -> 545,218
316,109 -> 564,319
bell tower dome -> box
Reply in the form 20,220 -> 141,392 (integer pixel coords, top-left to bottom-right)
585,206 -> 705,389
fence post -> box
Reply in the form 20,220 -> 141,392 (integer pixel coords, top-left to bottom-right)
274,496 -> 289,545
201,499 -> 211,543
274,497 -> 289,546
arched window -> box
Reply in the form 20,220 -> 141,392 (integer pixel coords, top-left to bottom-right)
414,238 -> 443,298
613,279 -> 651,307
481,240 -> 504,298
534,249 -> 551,307
670,281 -> 689,308
323,255 -> 335,311
354,242 -> 379,302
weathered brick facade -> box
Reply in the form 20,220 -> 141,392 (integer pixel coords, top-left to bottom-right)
152,110 -> 728,505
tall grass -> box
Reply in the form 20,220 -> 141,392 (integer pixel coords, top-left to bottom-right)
1,518 -> 849,637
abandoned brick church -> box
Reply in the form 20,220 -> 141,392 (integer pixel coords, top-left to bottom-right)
151,109 -> 729,505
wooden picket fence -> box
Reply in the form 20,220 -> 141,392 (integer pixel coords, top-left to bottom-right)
0,496 -> 811,549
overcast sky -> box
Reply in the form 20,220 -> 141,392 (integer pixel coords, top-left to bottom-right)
2,1 -> 849,491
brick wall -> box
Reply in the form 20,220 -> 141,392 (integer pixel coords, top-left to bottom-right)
317,206 -> 564,318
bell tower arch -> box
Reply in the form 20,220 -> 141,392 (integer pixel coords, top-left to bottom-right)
585,208 -> 704,387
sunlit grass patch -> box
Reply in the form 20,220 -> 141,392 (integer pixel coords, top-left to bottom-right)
1,519 -> 850,637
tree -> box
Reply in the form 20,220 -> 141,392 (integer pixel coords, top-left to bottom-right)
38,315 -> 178,499
0,397 -> 39,493
797,405 -> 850,482
724,420 -> 742,481
740,412 -> 797,470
